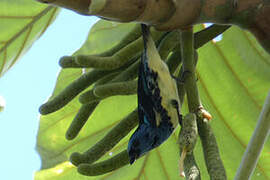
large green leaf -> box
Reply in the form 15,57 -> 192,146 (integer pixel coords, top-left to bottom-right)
0,0 -> 59,77
35,21 -> 270,180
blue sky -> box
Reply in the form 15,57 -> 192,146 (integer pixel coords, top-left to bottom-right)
0,9 -> 98,179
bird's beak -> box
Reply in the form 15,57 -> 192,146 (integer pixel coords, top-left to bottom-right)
129,153 -> 140,165
129,156 -> 136,164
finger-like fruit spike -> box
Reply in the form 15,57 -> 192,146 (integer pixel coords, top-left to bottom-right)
178,113 -> 198,177
39,70 -> 110,115
59,56 -> 83,68
77,150 -> 129,176
65,103 -> 99,140
80,80 -> 137,104
70,152 -> 84,166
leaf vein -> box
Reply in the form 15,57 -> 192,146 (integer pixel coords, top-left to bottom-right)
212,42 -> 261,110
0,6 -> 56,54
242,31 -> 270,67
197,71 -> 269,179
156,149 -> 170,180
0,15 -> 33,19
135,154 -> 149,180
9,25 -> 33,69
0,49 -> 7,77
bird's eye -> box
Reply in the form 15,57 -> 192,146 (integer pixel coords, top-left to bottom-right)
147,81 -> 153,89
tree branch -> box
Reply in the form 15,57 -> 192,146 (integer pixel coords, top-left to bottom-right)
36,0 -> 270,53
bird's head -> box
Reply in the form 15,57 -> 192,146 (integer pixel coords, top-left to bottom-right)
127,124 -> 158,164
127,121 -> 174,164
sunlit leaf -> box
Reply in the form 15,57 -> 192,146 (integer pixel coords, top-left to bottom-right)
35,20 -> 270,180
0,0 -> 59,77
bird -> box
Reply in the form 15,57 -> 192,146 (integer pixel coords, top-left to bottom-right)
127,24 -> 182,164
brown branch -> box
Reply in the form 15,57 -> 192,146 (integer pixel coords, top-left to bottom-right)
36,0 -> 270,53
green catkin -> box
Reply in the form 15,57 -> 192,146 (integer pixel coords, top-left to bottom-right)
65,102 -> 99,140
178,114 -> 198,152
98,24 -> 142,57
79,90 -> 96,104
59,56 -> 84,68
94,80 -> 137,96
183,153 -> 201,180
166,50 -> 182,74
73,30 -> 164,70
75,59 -> 139,110
77,58 -> 140,104
77,150 -> 130,176
103,33 -> 182,84
158,31 -> 179,60
197,117 -> 227,180
111,59 -> 140,82
79,80 -> 137,104
70,109 -> 138,166
178,113 -> 199,179
74,55 -> 122,70
95,31 -> 177,83
94,72 -> 120,87
39,69 -> 111,115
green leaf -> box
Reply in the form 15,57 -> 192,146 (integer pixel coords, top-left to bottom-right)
35,21 -> 270,180
0,0 -> 59,77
